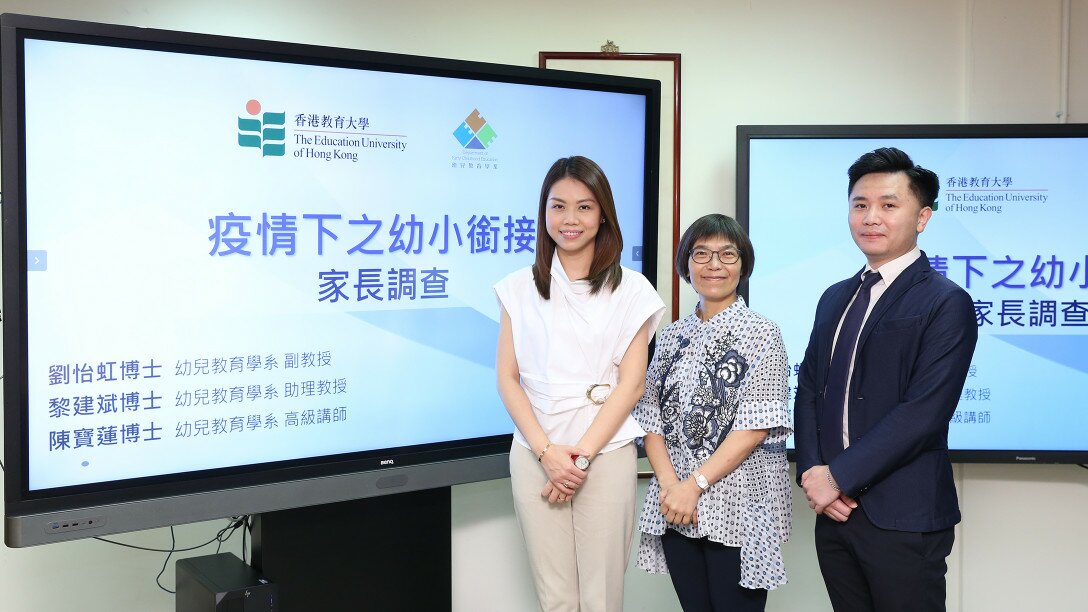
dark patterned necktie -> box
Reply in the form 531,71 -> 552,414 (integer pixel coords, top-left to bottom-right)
822,271 -> 882,460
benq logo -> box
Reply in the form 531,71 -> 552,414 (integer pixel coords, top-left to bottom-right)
380,459 -> 394,466
452,108 -> 498,150
237,99 -> 286,157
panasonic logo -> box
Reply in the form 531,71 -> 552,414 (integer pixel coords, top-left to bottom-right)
380,459 -> 394,465
1014,456 -> 1036,461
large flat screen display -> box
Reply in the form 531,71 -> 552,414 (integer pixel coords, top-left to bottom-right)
738,124 -> 1087,463
2,14 -> 660,546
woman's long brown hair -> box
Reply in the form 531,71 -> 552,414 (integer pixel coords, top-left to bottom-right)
531,156 -> 623,299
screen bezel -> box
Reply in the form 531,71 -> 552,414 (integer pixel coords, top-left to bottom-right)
736,123 -> 1088,465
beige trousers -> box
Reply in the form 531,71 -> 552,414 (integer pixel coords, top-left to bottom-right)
509,441 -> 637,612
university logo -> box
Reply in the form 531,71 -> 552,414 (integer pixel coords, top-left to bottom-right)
452,108 -> 498,150
238,99 -> 286,157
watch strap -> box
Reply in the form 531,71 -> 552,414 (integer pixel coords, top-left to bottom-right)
692,470 -> 709,491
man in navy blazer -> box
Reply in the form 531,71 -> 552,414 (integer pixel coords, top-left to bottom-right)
795,147 -> 978,612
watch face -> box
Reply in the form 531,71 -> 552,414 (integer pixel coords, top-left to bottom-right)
695,473 -> 709,490
574,455 -> 590,470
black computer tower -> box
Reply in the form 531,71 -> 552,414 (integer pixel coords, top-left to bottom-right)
177,552 -> 278,612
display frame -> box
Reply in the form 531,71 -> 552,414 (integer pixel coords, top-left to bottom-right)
1,13 -> 662,546
737,123 -> 1088,465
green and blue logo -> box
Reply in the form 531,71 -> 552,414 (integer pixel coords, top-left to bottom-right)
452,108 -> 497,150
238,99 -> 285,157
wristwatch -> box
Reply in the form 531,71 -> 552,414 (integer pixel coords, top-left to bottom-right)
572,455 -> 591,470
692,470 -> 709,491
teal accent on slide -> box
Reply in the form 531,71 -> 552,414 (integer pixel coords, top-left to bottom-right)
238,117 -> 261,132
262,111 -> 286,126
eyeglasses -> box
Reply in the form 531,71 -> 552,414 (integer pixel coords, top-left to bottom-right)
690,248 -> 740,265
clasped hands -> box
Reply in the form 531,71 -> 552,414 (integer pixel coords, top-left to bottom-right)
800,464 -> 857,523
658,478 -> 701,526
539,443 -> 588,504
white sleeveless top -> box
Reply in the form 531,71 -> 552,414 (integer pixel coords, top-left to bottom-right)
495,253 -> 666,453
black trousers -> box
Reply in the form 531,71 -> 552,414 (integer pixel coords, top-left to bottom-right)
815,508 -> 955,612
660,529 -> 768,612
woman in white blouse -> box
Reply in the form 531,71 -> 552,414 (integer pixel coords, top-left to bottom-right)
634,214 -> 792,611
494,156 -> 665,612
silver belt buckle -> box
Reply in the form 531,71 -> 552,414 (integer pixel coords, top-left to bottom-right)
586,383 -> 611,405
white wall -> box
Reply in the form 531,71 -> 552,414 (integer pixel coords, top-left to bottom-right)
2,1 -> 1087,610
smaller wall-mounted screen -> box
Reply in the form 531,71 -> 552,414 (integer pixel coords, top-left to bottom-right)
738,124 -> 1088,463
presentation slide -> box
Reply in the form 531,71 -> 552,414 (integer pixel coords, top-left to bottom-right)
747,137 -> 1088,452
22,39 -> 649,490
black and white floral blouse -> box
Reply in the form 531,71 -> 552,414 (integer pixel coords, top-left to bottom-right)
634,296 -> 792,590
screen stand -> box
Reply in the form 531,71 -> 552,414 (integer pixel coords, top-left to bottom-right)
251,487 -> 451,610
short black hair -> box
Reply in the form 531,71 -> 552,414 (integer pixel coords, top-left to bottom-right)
675,214 -> 754,283
847,147 -> 939,210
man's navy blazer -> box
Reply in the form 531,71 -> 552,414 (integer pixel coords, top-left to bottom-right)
794,252 -> 978,533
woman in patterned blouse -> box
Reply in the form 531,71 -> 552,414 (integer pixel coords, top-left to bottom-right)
634,214 -> 792,611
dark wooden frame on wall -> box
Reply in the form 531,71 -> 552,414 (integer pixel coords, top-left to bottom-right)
539,51 -> 682,321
